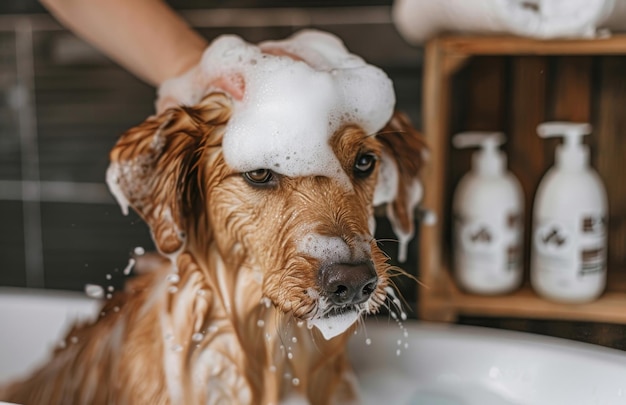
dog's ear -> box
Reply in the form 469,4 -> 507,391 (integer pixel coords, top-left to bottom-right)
106,94 -> 231,254
375,111 -> 428,262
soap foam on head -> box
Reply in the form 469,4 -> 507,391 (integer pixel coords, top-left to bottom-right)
198,30 -> 396,185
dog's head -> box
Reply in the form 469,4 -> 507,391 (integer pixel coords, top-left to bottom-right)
108,93 -> 424,336
107,92 -> 426,340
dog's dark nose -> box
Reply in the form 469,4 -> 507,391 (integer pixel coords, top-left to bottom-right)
319,262 -> 378,306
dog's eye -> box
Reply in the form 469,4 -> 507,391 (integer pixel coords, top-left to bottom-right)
243,169 -> 274,185
354,153 -> 377,177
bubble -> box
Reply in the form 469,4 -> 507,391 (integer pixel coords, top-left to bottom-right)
291,337 -> 298,343
292,378 -> 300,386
106,274 -> 112,280
167,273 -> 180,283
257,320 -> 265,327
365,338 -> 372,345
134,246 -> 145,256
192,333 -> 204,342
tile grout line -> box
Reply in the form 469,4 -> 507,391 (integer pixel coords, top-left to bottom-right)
16,18 -> 45,288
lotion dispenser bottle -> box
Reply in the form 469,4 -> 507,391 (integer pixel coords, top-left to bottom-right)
452,132 -> 524,295
531,122 -> 608,303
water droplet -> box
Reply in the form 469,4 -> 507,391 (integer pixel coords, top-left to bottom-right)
123,258 -> 135,275
287,352 -> 293,360
292,378 -> 300,386
296,321 -> 304,328
167,273 -> 180,284
134,246 -> 145,256
107,286 -> 114,292
391,311 -> 398,320
85,284 -> 104,299
257,320 -> 265,327
172,344 -> 183,352
105,274 -> 112,280
404,342 -> 409,349
365,338 -> 372,345
168,286 -> 178,294
400,312 -> 407,321
106,293 -> 112,299
397,339 -> 402,345
192,333 -> 203,342
396,349 -> 401,356
291,337 -> 298,343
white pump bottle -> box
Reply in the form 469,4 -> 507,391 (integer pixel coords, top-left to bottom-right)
531,122 -> 608,303
452,132 -> 524,295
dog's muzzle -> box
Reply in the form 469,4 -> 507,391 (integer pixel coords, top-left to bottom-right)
318,262 -> 378,306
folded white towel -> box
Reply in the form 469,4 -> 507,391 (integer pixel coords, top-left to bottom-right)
393,0 -> 626,44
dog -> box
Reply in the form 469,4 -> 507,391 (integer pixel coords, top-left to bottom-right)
1,89 -> 425,404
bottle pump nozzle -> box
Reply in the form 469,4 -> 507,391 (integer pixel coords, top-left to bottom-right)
536,122 -> 591,170
453,132 -> 506,176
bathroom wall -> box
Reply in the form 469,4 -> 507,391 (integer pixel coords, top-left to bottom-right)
0,2 -> 423,302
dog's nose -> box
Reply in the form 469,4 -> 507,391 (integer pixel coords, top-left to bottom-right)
319,262 -> 378,306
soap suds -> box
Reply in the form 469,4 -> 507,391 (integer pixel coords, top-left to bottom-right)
297,233 -> 371,264
197,30 -> 395,186
307,309 -> 361,340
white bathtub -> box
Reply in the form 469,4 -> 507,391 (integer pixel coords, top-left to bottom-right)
1,287 -> 626,404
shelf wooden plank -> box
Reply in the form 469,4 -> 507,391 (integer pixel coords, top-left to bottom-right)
447,285 -> 626,325
422,268 -> 626,324
436,35 -> 626,56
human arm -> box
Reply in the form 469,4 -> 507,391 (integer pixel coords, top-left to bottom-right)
40,0 -> 208,87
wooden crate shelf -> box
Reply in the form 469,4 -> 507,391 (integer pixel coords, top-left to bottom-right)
420,35 -> 626,323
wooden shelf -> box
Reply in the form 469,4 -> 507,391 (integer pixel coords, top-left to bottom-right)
419,35 -> 626,324
423,265 -> 626,324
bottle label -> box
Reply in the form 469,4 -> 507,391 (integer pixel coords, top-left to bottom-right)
454,211 -> 523,284
533,213 -> 607,285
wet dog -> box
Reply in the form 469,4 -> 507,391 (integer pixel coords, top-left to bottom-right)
1,92 -> 425,404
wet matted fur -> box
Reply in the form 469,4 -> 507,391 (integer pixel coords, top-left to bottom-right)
1,92 -> 426,405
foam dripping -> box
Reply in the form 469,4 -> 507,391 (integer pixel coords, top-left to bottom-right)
307,309 -> 360,340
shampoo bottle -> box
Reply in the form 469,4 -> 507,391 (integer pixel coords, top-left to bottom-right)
531,122 -> 608,303
452,132 -> 524,295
